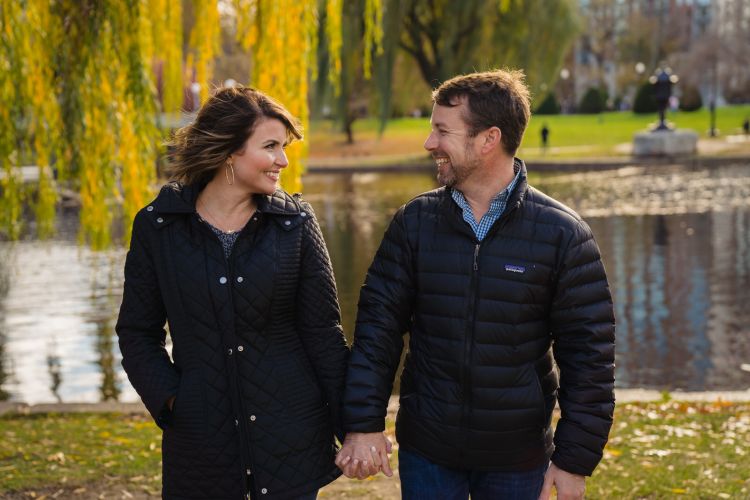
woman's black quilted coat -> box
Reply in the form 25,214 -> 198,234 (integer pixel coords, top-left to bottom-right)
116,183 -> 348,499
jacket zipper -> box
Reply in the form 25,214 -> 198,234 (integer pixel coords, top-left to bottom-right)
460,241 -> 481,457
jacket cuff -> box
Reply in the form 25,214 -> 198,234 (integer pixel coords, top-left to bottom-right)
343,418 -> 386,434
550,448 -> 596,477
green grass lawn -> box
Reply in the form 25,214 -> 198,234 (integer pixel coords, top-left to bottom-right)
1,401 -> 748,499
307,105 -> 750,163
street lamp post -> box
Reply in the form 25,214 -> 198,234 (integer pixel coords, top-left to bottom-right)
559,68 -> 570,113
649,66 -> 679,132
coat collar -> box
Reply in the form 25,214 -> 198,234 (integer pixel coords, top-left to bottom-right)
148,182 -> 302,217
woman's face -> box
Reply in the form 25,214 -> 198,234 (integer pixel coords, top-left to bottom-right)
229,118 -> 290,195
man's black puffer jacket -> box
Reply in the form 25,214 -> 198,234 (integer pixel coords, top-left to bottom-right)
343,161 -> 615,476
117,183 -> 348,499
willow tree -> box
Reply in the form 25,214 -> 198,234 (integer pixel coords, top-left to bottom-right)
365,0 -> 579,121
316,0 -> 579,136
0,0 -> 381,247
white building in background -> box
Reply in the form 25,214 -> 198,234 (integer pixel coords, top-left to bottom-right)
565,0 -> 750,109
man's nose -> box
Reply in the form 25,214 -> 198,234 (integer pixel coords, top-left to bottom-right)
424,132 -> 437,151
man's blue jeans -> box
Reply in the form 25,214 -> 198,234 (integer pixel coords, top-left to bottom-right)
399,448 -> 548,500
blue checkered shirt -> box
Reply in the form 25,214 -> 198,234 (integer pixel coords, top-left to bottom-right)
451,166 -> 521,241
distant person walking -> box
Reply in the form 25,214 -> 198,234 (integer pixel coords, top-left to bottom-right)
743,117 -> 749,135
541,123 -> 550,153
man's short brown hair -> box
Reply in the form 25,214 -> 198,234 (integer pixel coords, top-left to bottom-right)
432,69 -> 531,156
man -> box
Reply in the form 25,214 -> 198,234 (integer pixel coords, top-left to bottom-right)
541,123 -> 550,153
335,69 -> 615,499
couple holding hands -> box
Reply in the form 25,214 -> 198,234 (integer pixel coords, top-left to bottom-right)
117,69 -> 615,500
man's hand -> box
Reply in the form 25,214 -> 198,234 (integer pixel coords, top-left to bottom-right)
538,462 -> 585,500
335,432 -> 393,479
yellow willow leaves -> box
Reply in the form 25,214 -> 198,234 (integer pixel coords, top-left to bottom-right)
79,46 -> 117,250
0,1 -> 24,239
23,0 -> 62,238
117,86 -> 158,248
326,0 -> 343,92
234,0 -> 382,192
2,0 -> 384,246
236,0 -> 318,193
189,0 -> 221,104
76,1 -> 159,249
498,0 -> 512,12
0,0 -> 60,238
363,0 -> 384,79
161,1 -> 184,113
140,0 -> 183,113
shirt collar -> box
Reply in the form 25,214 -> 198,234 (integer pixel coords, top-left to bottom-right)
451,161 -> 521,209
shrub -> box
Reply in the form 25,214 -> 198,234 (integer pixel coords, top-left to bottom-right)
633,81 -> 657,114
679,85 -> 703,111
578,87 -> 607,114
534,93 -> 561,115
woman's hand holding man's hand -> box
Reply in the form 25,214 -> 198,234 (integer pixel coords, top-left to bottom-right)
335,432 -> 393,479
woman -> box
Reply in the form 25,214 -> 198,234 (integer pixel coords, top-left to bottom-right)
116,86 -> 349,499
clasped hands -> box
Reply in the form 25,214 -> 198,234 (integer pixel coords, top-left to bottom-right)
335,432 -> 393,479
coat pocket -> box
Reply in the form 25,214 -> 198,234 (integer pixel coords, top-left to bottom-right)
168,372 -> 207,442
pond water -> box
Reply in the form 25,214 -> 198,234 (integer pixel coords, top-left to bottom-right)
1,163 -> 749,403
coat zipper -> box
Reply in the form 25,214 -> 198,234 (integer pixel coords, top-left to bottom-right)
460,241 -> 481,457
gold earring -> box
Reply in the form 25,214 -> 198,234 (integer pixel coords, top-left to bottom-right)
225,161 -> 235,185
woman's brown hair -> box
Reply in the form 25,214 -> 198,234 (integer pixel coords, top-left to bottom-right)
166,86 -> 303,186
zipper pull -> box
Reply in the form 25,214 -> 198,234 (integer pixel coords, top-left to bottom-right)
473,243 -> 480,271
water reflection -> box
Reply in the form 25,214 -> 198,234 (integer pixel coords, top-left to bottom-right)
0,239 -> 135,403
0,248 -> 11,401
0,164 -> 749,402
89,257 -> 122,401
303,173 -> 438,332
46,346 -> 62,402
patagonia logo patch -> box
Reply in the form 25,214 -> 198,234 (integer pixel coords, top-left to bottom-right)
504,264 -> 526,274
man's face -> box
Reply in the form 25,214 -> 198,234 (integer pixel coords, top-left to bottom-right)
423,101 -> 481,189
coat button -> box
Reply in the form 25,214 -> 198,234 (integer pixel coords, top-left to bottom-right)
227,348 -> 233,355
250,415 -> 256,422
146,205 -> 154,212
156,217 -> 164,223
237,345 -> 244,352
236,276 -> 244,283
284,220 -> 291,226
246,468 -> 252,475
261,488 -> 267,494
300,212 -> 307,217
234,419 -> 239,426
252,216 -> 258,221
219,276 -> 227,284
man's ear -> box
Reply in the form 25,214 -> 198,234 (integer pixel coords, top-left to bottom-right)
481,127 -> 502,153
